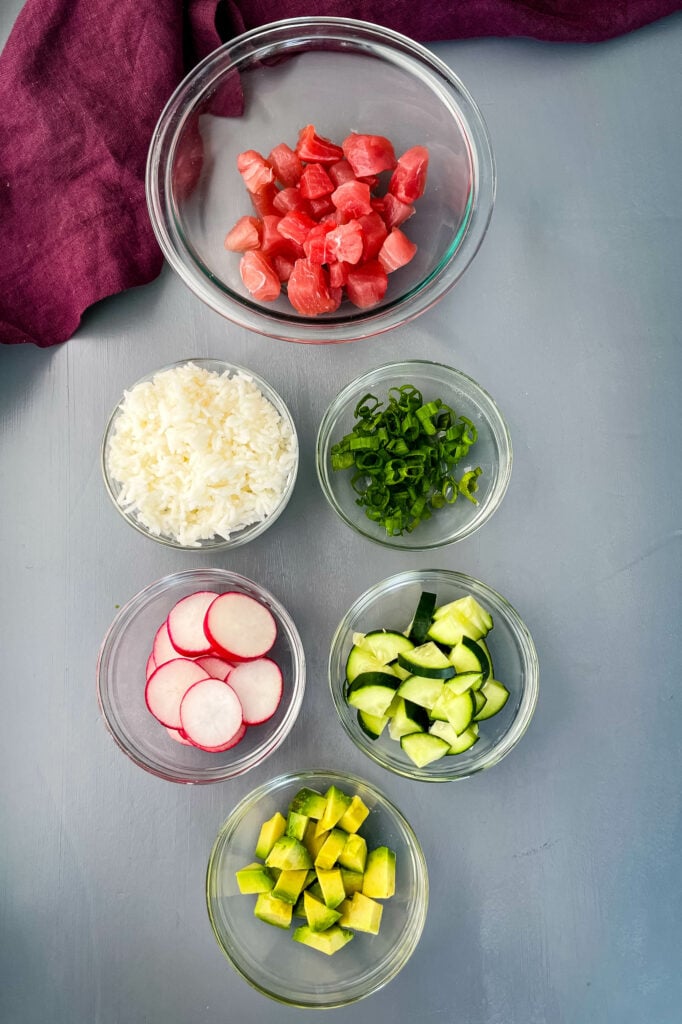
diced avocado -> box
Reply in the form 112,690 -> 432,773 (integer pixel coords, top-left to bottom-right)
292,924 -> 354,955
254,811 -> 287,860
254,892 -> 293,929
314,828 -> 348,870
362,847 -> 396,899
272,868 -> 309,905
286,810 -> 309,842
315,868 -> 346,909
337,832 -> 367,873
293,893 -> 307,918
315,786 -> 352,836
289,787 -> 328,820
340,868 -> 364,896
303,891 -> 342,932
303,868 -> 317,887
338,892 -> 383,935
235,862 -> 275,895
306,879 -> 324,902
303,820 -> 329,860
337,795 -> 370,834
265,836 -> 313,871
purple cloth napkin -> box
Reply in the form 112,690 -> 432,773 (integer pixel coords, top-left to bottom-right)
1,0 -> 679,347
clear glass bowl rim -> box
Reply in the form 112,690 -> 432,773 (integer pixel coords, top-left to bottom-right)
206,767 -> 429,1007
315,359 -> 513,549
145,16 -> 496,343
100,357 -> 299,550
328,569 -> 539,781
96,568 -> 306,783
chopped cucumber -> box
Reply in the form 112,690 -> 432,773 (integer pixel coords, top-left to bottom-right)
429,688 -> 475,735
345,647 -> 393,684
429,720 -> 479,753
358,630 -> 415,664
401,731 -> 450,767
407,591 -> 437,644
398,642 -> 456,679
388,698 -> 430,741
473,679 -> 509,720
397,674 -> 445,709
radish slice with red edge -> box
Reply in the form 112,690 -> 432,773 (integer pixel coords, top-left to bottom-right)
195,655 -> 233,682
209,720 -> 248,752
145,659 -> 211,730
145,652 -> 157,681
165,726 -> 194,746
180,678 -> 244,751
204,592 -> 277,661
152,620 -> 176,667
166,591 -> 218,657
226,658 -> 283,725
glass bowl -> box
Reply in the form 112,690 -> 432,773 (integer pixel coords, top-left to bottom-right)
101,358 -> 298,550
206,768 -> 428,1006
146,17 -> 495,344
316,360 -> 511,549
329,570 -> 538,782
97,569 -> 305,783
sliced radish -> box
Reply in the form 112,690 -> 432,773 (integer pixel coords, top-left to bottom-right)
180,678 -> 244,751
152,620 -> 177,667
145,659 -> 211,729
167,591 -> 218,657
195,655 -> 233,681
165,726 -> 194,747
225,658 -> 283,725
145,652 -> 157,681
209,721 -> 248,752
204,592 -> 277,661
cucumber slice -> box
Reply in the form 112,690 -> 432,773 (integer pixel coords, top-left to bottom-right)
426,612 -> 472,647
429,688 -> 475,735
397,675 -> 445,710
388,698 -> 430,741
407,591 -> 437,644
472,689 -> 488,716
357,709 -> 390,740
433,596 -> 493,634
401,732 -> 450,767
448,637 -> 490,681
347,672 -> 401,717
444,671 -> 483,695
398,642 -> 456,680
429,720 -> 479,754
358,630 -> 415,664
478,639 -> 494,679
345,647 -> 393,684
473,679 -> 509,721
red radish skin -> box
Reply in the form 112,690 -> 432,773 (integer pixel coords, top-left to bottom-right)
195,655 -> 233,681
145,659 -> 211,730
207,721 -> 247,752
145,652 -> 157,681
152,620 -> 177,667
166,591 -> 218,657
204,592 -> 277,661
180,678 -> 244,751
225,658 -> 283,725
165,726 -> 194,746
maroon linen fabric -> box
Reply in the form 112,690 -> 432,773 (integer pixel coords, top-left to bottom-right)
0,0 -> 679,347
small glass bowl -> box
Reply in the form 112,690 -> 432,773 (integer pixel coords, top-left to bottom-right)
101,358 -> 298,550
206,768 -> 428,1007
329,570 -> 538,782
97,569 -> 305,783
146,17 -> 495,343
316,360 -> 511,549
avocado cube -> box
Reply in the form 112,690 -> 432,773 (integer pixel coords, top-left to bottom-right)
235,862 -> 275,894
303,890 -> 342,932
306,879 -> 324,902
303,820 -> 330,860
289,787 -> 328,820
254,892 -> 293,929
265,836 -> 313,871
272,868 -> 309,905
362,846 -> 396,899
292,924 -> 354,955
314,828 -> 348,870
315,786 -> 352,836
293,893 -> 307,918
337,832 -> 367,873
338,891 -> 383,934
340,869 -> 364,896
286,810 -> 309,842
315,868 -> 346,909
337,795 -> 370,834
255,811 -> 287,860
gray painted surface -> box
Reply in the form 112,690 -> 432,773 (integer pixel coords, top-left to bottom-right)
1,10 -> 681,1024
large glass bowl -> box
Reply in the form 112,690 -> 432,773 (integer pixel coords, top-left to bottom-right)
97,569 -> 305,783
316,360 -> 512,549
329,570 -> 539,782
206,769 -> 428,1006
101,358 -> 298,550
146,17 -> 495,343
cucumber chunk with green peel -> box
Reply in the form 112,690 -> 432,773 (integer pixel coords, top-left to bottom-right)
429,687 -> 475,734
472,689 -> 488,716
355,630 -> 415,664
407,591 -> 437,644
345,647 -> 396,684
347,673 -> 400,717
444,671 -> 484,695
398,641 -> 456,679
473,679 -> 509,720
433,595 -> 493,633
357,709 -> 390,739
448,636 -> 490,680
429,720 -> 479,754
401,731 -> 450,767
397,674 -> 445,709
388,698 -> 430,741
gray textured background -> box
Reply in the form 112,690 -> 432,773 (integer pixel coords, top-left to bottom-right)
2,8 -> 681,1024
